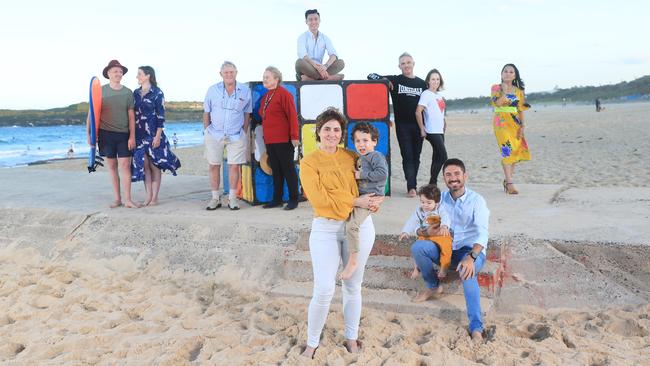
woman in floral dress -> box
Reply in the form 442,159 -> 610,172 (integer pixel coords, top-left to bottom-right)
490,63 -> 530,195
132,66 -> 181,205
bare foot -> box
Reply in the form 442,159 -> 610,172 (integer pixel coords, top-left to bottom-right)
340,261 -> 358,280
407,189 -> 417,198
327,74 -> 344,81
412,288 -> 436,303
438,267 -> 448,279
301,75 -> 316,81
143,198 -> 152,206
110,201 -> 123,209
410,267 -> 420,280
412,286 -> 443,302
148,200 -> 158,206
301,345 -> 318,359
471,330 -> 484,344
124,200 -> 141,208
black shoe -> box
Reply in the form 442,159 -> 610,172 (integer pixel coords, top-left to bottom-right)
284,201 -> 298,210
262,201 -> 283,209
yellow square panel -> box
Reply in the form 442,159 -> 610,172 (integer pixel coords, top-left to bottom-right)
301,124 -> 318,157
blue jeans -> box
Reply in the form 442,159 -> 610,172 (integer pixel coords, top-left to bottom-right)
411,240 -> 485,333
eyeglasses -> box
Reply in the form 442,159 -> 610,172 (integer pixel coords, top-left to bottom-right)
221,89 -> 238,110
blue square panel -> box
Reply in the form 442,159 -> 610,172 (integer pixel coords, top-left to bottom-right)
346,121 -> 390,156
252,83 -> 298,123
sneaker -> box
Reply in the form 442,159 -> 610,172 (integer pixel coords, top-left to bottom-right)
206,198 -> 221,210
228,199 -> 240,211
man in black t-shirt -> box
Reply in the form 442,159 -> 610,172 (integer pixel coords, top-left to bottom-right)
370,53 -> 426,197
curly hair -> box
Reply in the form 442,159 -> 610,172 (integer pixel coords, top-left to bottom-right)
351,122 -> 379,142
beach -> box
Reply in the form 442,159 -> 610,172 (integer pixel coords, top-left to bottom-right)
2,102 -> 650,365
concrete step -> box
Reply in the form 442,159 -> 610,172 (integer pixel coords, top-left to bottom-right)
267,280 -> 494,318
295,232 -> 505,261
281,250 -> 502,298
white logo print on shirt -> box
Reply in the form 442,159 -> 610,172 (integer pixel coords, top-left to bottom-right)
398,84 -> 423,96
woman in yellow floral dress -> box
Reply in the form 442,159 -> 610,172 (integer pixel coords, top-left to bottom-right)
491,63 -> 530,194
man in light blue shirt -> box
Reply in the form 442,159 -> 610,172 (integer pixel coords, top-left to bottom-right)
411,158 -> 490,343
203,61 -> 251,211
295,9 -> 345,81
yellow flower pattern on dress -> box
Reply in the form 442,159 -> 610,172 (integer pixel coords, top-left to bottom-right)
490,84 -> 531,164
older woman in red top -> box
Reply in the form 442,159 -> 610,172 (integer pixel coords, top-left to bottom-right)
259,66 -> 300,210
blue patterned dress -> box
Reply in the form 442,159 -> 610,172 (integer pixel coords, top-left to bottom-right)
131,86 -> 181,182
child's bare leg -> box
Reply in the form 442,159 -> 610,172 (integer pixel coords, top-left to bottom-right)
410,262 -> 420,280
340,251 -> 358,280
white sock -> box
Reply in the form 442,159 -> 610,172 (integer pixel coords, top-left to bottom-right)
229,189 -> 237,200
212,190 -> 221,199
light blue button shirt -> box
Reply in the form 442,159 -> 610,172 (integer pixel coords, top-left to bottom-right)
204,81 -> 252,141
441,187 -> 490,254
297,31 -> 338,65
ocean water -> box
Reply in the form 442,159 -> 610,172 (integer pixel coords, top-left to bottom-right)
0,121 -> 204,168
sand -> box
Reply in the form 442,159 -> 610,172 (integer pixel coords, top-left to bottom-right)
4,102 -> 650,365
34,103 -> 650,188
1,246 -> 648,365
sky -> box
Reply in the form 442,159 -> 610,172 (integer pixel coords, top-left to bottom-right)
1,0 -> 648,109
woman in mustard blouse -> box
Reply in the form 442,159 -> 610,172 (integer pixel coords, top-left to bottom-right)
491,63 -> 531,194
299,107 -> 383,358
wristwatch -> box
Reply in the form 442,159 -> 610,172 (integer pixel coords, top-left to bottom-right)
469,251 -> 479,261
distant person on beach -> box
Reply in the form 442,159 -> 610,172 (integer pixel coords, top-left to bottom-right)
399,184 -> 452,284
369,52 -> 426,197
595,98 -> 602,112
203,61 -> 251,211
340,122 -> 388,281
172,133 -> 178,149
411,158 -> 489,343
295,9 -> 345,81
131,66 -> 181,206
415,68 -> 448,186
67,141 -> 74,158
299,107 -> 384,358
490,63 -> 530,195
259,66 -> 300,210
87,59 -> 138,208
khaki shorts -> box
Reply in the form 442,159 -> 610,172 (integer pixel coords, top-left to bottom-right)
205,133 -> 247,165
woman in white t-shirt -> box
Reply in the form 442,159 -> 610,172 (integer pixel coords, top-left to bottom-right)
415,69 -> 448,186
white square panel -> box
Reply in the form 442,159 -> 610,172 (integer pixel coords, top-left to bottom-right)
299,84 -> 344,120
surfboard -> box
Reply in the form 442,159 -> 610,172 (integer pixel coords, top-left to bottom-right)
87,76 -> 103,172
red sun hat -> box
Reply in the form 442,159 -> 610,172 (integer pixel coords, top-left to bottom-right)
102,60 -> 128,79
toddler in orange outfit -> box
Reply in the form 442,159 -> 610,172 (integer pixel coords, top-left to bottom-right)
399,184 -> 453,278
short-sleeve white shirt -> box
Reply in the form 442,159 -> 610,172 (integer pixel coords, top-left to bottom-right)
418,90 -> 446,134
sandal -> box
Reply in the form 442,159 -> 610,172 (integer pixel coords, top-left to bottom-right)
343,340 -> 363,353
301,345 -> 318,359
503,180 -> 519,195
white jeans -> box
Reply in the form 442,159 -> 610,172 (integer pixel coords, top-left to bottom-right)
306,216 -> 375,347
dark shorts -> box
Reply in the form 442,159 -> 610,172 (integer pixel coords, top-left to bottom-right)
98,129 -> 132,158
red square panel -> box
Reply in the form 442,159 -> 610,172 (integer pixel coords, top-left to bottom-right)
345,83 -> 388,120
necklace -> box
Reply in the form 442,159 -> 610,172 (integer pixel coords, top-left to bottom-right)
262,89 -> 277,119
